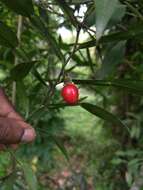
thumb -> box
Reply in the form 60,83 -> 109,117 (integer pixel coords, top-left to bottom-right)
0,118 -> 36,144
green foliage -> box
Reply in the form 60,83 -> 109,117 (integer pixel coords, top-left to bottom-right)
0,21 -> 18,48
81,102 -> 126,129
0,0 -> 34,17
95,0 -> 125,41
10,61 -> 37,81
22,162 -> 38,190
0,0 -> 143,189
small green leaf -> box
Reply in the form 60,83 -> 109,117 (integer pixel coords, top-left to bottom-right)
81,103 -> 126,129
0,21 -> 18,48
10,61 -> 37,81
0,0 -> 34,17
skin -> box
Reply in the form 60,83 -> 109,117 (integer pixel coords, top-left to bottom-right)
0,88 -> 36,150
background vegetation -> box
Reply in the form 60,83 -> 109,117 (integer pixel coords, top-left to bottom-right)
0,0 -> 143,189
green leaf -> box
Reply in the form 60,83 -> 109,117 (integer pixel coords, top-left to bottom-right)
111,158 -> 126,165
52,136 -> 69,161
0,0 -> 34,17
108,3 -> 126,27
81,103 -> 126,129
10,61 -> 37,81
33,69 -> 48,87
96,41 -> 126,78
73,79 -> 143,96
22,162 -> 38,190
78,22 -> 143,49
84,5 -> 96,27
100,22 -> 143,43
78,39 -> 96,50
67,0 -> 88,4
72,54 -> 89,66
0,21 -> 18,48
95,0 -> 118,40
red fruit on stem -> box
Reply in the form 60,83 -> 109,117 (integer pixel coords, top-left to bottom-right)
61,83 -> 79,104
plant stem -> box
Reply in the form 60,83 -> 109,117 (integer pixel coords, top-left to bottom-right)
12,15 -> 23,105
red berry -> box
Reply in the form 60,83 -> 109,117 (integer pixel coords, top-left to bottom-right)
61,83 -> 79,104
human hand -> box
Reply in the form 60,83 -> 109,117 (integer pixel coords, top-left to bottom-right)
0,88 -> 36,150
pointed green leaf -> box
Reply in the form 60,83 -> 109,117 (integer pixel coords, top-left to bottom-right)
33,69 -> 48,87
0,21 -> 18,48
81,103 -> 126,129
73,79 -> 143,96
10,61 -> 37,81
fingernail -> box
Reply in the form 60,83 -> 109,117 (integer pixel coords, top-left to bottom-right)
21,128 -> 36,143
